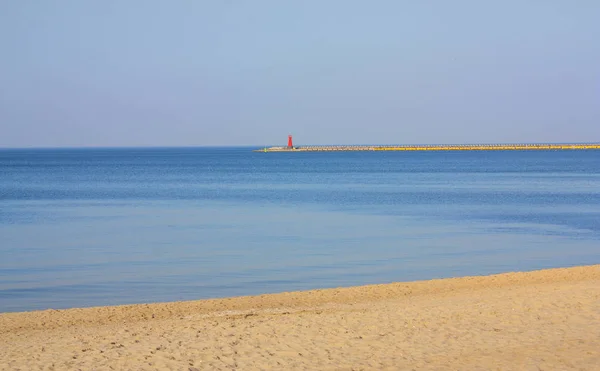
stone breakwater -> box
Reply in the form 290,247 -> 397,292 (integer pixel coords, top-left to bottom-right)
254,143 -> 600,152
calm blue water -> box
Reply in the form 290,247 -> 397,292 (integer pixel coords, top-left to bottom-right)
1,147 -> 599,312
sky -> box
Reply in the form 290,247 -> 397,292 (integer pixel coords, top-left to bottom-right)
0,1 -> 599,147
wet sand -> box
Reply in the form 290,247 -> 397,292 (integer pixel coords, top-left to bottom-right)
1,265 -> 599,370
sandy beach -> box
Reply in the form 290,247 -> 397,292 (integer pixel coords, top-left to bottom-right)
1,265 -> 598,370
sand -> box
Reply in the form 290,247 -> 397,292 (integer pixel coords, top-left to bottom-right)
1,265 -> 599,370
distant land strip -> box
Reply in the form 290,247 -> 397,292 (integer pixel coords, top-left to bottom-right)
254,143 -> 600,152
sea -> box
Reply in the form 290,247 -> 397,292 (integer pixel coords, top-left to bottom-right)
1,147 -> 599,313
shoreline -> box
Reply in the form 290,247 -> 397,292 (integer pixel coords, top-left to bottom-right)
2,264 -> 599,370
2,264 -> 597,325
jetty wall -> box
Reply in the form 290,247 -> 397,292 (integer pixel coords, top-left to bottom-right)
254,143 -> 600,152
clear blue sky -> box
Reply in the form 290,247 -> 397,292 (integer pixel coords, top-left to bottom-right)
1,1 -> 598,147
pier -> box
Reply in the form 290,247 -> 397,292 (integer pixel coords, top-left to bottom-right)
255,137 -> 600,152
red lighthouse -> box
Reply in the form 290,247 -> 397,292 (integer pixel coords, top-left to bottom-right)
287,135 -> 293,148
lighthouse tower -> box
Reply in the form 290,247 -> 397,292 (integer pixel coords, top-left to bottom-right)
287,135 -> 293,149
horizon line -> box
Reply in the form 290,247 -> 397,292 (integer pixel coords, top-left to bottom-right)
2,141 -> 600,150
